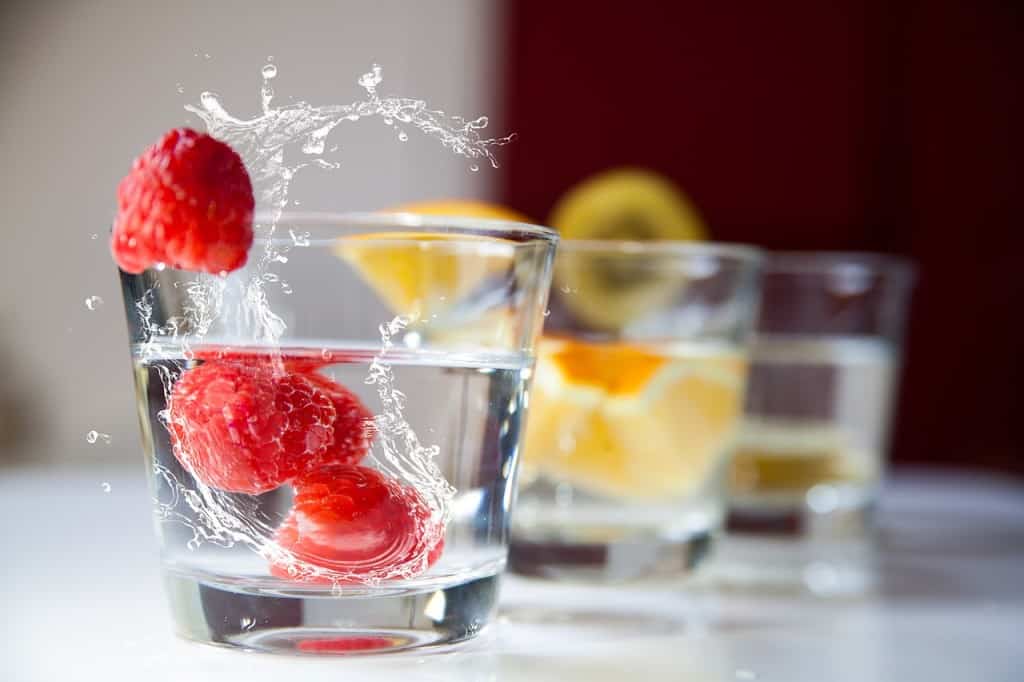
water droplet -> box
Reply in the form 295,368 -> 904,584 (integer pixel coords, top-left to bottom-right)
240,616 -> 256,631
469,164 -> 479,172
203,53 -> 211,60
101,482 -> 112,493
90,233 -> 99,240
86,430 -> 112,445
175,83 -> 185,94
288,229 -> 311,247
266,55 -> 274,62
84,295 -> 104,310
383,117 -> 393,126
320,349 -> 334,361
398,131 -> 409,142
261,64 -> 278,79
543,309 -> 551,317
281,282 -> 293,295
292,199 -> 302,206
155,262 -> 167,271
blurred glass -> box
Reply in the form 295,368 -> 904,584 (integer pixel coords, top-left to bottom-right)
719,252 -> 914,595
509,240 -> 761,581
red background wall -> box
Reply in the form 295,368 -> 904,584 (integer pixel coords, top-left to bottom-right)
499,1 -> 1023,475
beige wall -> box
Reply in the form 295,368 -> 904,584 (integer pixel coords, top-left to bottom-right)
0,0 -> 502,464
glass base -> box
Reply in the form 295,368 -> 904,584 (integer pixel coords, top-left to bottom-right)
712,494 -> 878,597
507,530 -> 712,582
163,570 -> 500,654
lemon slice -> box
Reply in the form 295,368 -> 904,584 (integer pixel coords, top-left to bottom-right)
393,199 -> 532,224
522,337 -> 746,500
549,169 -> 707,330
334,232 -> 514,319
730,419 -> 868,494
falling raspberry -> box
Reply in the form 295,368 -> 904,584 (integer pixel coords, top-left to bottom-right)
270,464 -> 444,581
167,362 -> 336,494
111,128 -> 254,274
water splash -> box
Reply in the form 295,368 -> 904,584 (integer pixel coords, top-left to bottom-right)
84,295 -> 104,310
135,62 -> 508,586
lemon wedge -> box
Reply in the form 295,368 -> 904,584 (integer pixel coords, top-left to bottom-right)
549,169 -> 707,330
522,337 -> 746,500
393,199 -> 532,224
334,232 -> 515,320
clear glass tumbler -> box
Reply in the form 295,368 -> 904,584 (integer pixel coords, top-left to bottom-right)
509,241 -> 762,581
719,252 -> 914,595
118,212 -> 556,653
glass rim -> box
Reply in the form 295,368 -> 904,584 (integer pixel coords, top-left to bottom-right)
254,210 -> 558,245
763,250 -> 915,279
554,238 -> 762,264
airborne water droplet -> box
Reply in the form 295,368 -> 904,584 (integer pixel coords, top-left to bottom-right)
101,482 -> 112,493
86,430 -> 112,445
176,83 -> 185,94
90,233 -> 99,240
262,64 -> 277,79
469,164 -> 479,172
398,131 -> 408,142
84,295 -> 104,310
543,309 -> 551,317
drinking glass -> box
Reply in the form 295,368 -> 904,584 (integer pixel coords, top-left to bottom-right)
719,252 -> 914,595
508,241 -> 762,581
118,212 -> 556,653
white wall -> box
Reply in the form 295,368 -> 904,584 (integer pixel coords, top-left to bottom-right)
0,0 -> 502,464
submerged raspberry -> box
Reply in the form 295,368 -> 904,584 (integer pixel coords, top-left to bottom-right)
111,128 -> 254,274
167,362 -> 336,494
303,373 -> 375,467
269,464 -> 443,581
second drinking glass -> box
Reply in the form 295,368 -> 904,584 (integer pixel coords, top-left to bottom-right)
510,241 -> 761,581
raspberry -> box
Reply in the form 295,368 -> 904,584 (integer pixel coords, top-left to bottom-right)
111,128 -> 254,275
167,362 -> 336,494
190,347 -> 375,465
296,636 -> 399,653
269,465 -> 443,581
303,373 -> 374,466
191,346 -> 330,374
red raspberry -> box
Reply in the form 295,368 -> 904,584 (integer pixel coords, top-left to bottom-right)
111,128 -> 254,275
191,345 -> 330,374
296,636 -> 399,653
167,362 -> 336,494
303,373 -> 374,466
269,465 -> 444,581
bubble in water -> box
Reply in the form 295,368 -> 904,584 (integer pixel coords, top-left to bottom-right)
288,228 -> 311,247
261,63 -> 278,79
320,348 -> 334,362
90,233 -> 99,240
469,164 -> 479,172
101,482 -> 112,493
398,131 -> 409,142
84,295 -> 104,310
176,83 -> 185,94
86,430 -> 112,445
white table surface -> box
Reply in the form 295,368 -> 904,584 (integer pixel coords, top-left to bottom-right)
2,464 -> 1022,682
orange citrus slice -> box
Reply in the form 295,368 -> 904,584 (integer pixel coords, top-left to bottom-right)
522,337 -> 746,500
334,231 -> 514,320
